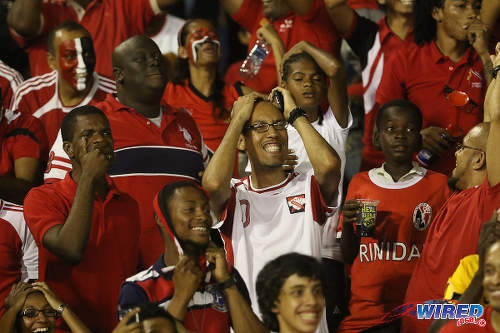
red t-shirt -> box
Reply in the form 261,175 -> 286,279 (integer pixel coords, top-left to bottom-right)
402,178 -> 500,333
23,173 -> 141,333
439,306 -> 496,332
374,42 -> 485,175
9,71 -> 114,150
231,0 -> 340,93
163,80 -> 241,152
338,169 -> 450,332
0,60 -> 23,112
347,0 -> 379,9
0,113 -> 48,176
10,0 -> 158,78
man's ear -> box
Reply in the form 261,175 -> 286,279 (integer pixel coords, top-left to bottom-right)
432,6 -> 443,23
178,46 -> 189,60
373,126 -> 382,151
113,67 -> 124,85
271,300 -> 280,314
473,151 -> 487,170
237,134 -> 247,151
63,141 -> 75,159
47,52 -> 57,71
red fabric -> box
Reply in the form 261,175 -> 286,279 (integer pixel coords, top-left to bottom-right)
347,0 -> 379,10
371,42 -> 486,175
23,173 -> 140,333
163,80 -> 239,152
224,61 -> 244,87
0,60 -> 23,112
0,114 -> 48,176
231,0 -> 340,93
338,170 -> 450,332
10,0 -> 156,78
439,306 -> 495,332
402,178 -> 500,333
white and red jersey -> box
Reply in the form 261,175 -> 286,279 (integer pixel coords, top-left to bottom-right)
219,170 -> 333,329
0,60 -> 23,113
8,71 -> 115,150
0,200 -> 38,316
338,168 -> 450,332
150,14 -> 185,55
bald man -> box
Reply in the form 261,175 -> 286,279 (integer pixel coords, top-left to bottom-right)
402,61 -> 500,333
45,35 -> 209,268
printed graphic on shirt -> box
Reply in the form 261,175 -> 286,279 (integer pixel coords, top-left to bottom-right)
413,203 -> 432,231
286,194 -> 306,214
206,284 -> 229,312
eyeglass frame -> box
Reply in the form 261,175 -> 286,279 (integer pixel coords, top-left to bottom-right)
20,307 -> 59,318
456,142 -> 484,153
245,120 -> 288,133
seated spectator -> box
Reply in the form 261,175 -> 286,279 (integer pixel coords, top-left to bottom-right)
119,181 -> 267,333
202,91 -> 341,333
44,35 -> 209,268
256,253 -> 326,333
7,0 -> 182,78
23,106 -> 141,333
0,281 -> 91,333
164,18 -> 248,153
147,14 -> 186,55
402,45 -> 500,333
375,0 -> 492,176
218,0 -> 340,93
0,199 -> 37,316
324,0 -> 414,171
8,21 -> 115,151
338,100 -> 451,332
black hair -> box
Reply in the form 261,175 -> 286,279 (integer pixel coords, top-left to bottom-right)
256,253 -> 326,332
281,52 -> 325,125
172,18 -> 228,120
375,99 -> 423,131
135,302 -> 178,326
61,105 -> 107,142
47,20 -> 90,55
478,218 -> 500,270
413,0 -> 443,45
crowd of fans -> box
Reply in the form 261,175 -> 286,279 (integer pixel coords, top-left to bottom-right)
1,0 -> 500,332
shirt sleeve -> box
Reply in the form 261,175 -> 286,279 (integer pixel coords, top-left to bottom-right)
344,13 -> 379,69
375,49 -> 407,107
310,174 -> 335,225
231,0 -> 262,32
219,185 -> 238,238
4,115 -> 47,162
44,129 -> 71,183
122,0 -> 158,35
21,226 -> 38,281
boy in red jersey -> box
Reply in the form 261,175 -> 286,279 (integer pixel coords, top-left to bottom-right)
339,99 -> 451,332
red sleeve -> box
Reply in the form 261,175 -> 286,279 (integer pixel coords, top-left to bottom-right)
5,115 -> 48,161
122,0 -> 156,35
231,0 -> 262,32
23,187 -> 67,249
310,175 -> 331,225
220,186 -> 237,238
337,174 -> 364,232
376,49 -> 407,106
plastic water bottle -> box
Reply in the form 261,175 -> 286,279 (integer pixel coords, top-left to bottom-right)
239,39 -> 271,80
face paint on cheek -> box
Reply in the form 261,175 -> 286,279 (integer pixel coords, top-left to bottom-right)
186,28 -> 220,63
58,37 -> 95,91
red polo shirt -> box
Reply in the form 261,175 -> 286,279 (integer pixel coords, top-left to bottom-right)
10,0 -> 159,78
23,173 -> 141,333
231,0 -> 340,93
374,42 -> 485,175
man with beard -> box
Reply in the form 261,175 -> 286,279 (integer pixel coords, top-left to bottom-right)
401,44 -> 500,333
23,106 -> 141,333
118,181 -> 267,333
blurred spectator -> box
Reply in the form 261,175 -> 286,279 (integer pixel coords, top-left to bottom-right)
7,0 -> 181,78
23,106 -> 141,333
256,253 -> 327,333
338,100 -> 450,332
402,48 -> 500,332
325,0 -> 415,172
147,14 -> 186,55
0,281 -> 92,333
0,199 -> 37,316
8,21 -> 114,151
0,59 -> 23,110
119,181 -> 267,333
164,19 -> 248,153
375,0 -> 491,176
480,0 -> 500,53
0,1 -> 29,78
218,0 -> 341,93
203,91 -> 341,333
45,36 -> 209,268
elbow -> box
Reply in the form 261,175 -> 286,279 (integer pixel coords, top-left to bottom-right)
7,12 -> 39,36
202,175 -> 223,196
58,248 -> 84,265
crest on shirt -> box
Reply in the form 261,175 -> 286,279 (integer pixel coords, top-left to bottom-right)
413,203 -> 432,231
205,284 -> 229,312
279,19 -> 293,32
178,125 -> 198,150
286,194 -> 306,214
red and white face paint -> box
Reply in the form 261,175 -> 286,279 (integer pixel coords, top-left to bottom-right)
58,36 -> 96,91
185,27 -> 220,63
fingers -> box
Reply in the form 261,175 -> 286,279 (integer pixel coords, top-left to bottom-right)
421,127 -> 451,156
343,199 -> 361,225
113,308 -> 142,333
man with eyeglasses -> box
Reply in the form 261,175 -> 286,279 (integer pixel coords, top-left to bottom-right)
401,44 -> 500,333
202,89 -> 341,332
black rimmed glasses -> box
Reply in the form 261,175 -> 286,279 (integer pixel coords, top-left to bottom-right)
246,120 -> 288,133
456,143 -> 484,153
20,308 -> 58,318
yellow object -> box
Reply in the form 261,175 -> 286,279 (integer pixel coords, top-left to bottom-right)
444,254 -> 484,304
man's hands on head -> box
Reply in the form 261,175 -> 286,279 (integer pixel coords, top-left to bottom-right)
4,282 -> 33,311
230,93 -> 260,125
112,308 -> 142,333
269,87 -> 298,121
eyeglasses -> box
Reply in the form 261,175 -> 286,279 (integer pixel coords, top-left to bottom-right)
246,120 -> 288,133
456,143 -> 484,153
20,308 -> 58,318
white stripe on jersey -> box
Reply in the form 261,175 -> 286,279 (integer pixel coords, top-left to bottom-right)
9,71 -> 58,113
0,61 -> 23,91
362,31 -> 384,113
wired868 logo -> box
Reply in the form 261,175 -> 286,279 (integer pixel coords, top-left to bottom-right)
380,300 -> 486,327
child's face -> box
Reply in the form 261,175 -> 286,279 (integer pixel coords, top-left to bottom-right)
375,106 -> 421,163
273,274 -> 325,333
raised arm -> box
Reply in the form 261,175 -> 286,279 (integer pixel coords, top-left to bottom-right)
256,24 -> 285,85
275,87 -> 341,203
0,283 -> 33,333
485,44 -> 500,187
7,0 -> 42,37
202,94 -> 257,217
218,0 -> 244,16
324,0 -> 356,35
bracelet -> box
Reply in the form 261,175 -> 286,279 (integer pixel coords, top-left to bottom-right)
288,107 -> 307,125
56,303 -> 67,315
217,273 -> 236,291
491,65 -> 500,79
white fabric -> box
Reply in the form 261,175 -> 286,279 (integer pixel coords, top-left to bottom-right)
150,14 -> 186,55
370,161 -> 426,185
